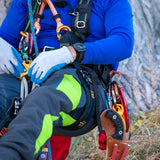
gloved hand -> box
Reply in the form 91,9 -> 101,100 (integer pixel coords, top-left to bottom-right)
28,46 -> 74,84
0,38 -> 25,77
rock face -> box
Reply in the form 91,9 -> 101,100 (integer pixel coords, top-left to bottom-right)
119,0 -> 160,111
0,0 -> 11,24
0,0 -> 160,111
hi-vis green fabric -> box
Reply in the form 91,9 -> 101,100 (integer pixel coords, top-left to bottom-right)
34,74 -> 81,154
34,114 -> 59,154
56,74 -> 82,110
59,112 -> 76,126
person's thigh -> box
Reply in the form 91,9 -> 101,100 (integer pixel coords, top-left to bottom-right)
0,74 -> 20,119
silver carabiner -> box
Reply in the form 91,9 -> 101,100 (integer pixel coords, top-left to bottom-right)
37,0 -> 42,5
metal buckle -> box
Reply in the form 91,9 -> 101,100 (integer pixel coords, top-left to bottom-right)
76,21 -> 85,28
69,12 -> 79,16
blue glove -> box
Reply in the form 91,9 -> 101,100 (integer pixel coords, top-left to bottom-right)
28,46 -> 74,84
0,38 -> 25,77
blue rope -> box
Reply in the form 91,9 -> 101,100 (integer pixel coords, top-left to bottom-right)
47,140 -> 52,160
27,0 -> 39,57
27,2 -> 53,160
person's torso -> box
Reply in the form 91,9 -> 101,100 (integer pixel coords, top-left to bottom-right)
37,0 -> 107,49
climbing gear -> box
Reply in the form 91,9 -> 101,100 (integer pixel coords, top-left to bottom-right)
38,147 -> 48,160
34,0 -> 71,40
52,63 -> 97,137
28,0 -> 40,57
108,71 -> 130,132
100,110 -> 128,160
0,97 -> 22,137
59,0 -> 93,46
72,0 -> 93,42
45,0 -> 74,15
26,0 -> 94,47
52,63 -> 112,137
99,70 -> 131,160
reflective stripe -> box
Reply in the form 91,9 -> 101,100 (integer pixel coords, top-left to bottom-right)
60,112 -> 76,126
56,74 -> 82,110
34,114 -> 58,154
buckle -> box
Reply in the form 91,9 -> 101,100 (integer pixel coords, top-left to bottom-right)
76,21 -> 85,28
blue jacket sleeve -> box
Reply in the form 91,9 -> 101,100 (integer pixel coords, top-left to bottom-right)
83,0 -> 134,65
0,0 -> 27,49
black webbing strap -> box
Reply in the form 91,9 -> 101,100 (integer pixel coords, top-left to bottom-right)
52,13 -> 61,20
82,65 -> 103,133
34,13 -> 44,19
72,0 -> 93,42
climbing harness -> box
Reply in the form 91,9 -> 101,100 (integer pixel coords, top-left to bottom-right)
53,63 -> 98,137
72,0 -> 93,41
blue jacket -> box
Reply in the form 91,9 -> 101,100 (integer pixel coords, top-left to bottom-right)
0,0 -> 134,70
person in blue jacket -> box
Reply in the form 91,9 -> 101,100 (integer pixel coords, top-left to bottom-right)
0,0 -> 134,159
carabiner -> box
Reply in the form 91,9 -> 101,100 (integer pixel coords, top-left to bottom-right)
37,0 -> 42,5
34,0 -> 71,40
112,104 -> 126,130
43,0 -> 71,40
34,1 -> 46,34
19,60 -> 32,78
56,25 -> 71,40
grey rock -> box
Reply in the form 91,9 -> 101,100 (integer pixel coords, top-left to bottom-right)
119,0 -> 160,111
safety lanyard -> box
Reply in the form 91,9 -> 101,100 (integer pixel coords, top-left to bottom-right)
34,0 -> 71,40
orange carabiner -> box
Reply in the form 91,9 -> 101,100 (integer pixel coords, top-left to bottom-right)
44,0 -> 71,39
112,104 -> 126,130
56,25 -> 71,40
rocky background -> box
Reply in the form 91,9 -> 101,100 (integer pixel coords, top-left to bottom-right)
0,0 -> 160,112
119,0 -> 160,112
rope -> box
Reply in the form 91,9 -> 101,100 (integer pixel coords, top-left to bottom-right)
25,2 -> 40,32
27,0 -> 39,57
20,0 -> 41,99
47,141 -> 52,160
20,77 -> 28,101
